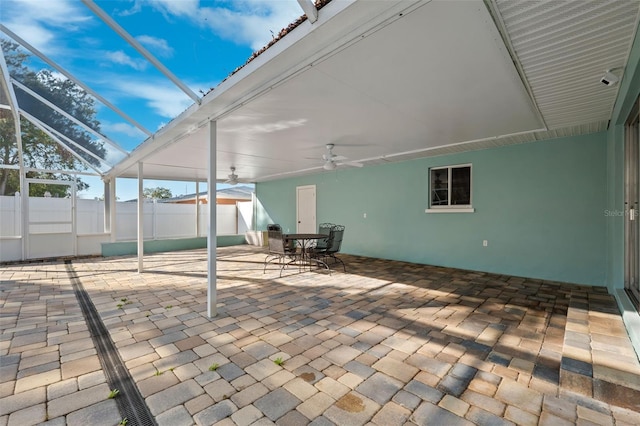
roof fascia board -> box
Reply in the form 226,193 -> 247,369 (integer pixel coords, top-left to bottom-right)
106,0 -> 419,180
0,23 -> 152,137
81,0 -> 201,105
11,78 -> 129,155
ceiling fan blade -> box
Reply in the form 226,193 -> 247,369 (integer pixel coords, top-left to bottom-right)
338,161 -> 364,168
332,155 -> 348,161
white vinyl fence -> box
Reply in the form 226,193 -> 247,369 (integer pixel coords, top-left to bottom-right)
0,195 -> 250,261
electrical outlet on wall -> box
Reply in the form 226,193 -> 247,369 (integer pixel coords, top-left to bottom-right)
483,240 -> 488,247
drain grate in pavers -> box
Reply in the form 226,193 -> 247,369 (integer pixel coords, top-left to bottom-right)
65,260 -> 157,426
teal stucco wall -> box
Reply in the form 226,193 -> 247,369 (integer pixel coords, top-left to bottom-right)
257,132 -> 607,286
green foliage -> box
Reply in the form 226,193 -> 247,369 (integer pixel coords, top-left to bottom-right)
273,357 -> 284,366
208,363 -> 219,371
154,369 -> 163,376
0,40 -> 105,196
107,389 -> 120,399
143,186 -> 173,199
119,418 -> 128,425
116,298 -> 132,309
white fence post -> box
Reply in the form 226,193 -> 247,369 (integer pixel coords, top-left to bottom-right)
153,199 -> 157,240
14,192 -> 21,236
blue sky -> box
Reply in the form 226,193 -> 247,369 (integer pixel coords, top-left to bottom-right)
1,0 -> 304,199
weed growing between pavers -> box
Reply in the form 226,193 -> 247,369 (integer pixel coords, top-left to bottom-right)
209,363 -> 220,371
116,297 -> 133,309
108,389 -> 120,399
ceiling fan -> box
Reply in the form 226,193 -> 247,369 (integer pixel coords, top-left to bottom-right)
224,166 -> 239,185
322,144 -> 363,170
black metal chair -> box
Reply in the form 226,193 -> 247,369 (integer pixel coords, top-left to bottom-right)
314,222 -> 335,251
267,223 -> 296,254
263,227 -> 297,276
325,225 -> 346,272
310,225 -> 346,272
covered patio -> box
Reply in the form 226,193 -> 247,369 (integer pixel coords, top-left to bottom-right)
1,247 -> 639,425
2,0 -> 640,424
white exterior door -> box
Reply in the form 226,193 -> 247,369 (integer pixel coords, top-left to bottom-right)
296,185 -> 316,233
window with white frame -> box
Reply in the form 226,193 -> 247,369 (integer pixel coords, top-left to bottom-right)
428,164 -> 473,212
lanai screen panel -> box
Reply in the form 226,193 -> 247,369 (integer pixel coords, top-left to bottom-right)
1,39 -> 127,175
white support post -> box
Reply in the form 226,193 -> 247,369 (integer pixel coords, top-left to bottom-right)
110,178 -> 117,242
22,182 -> 28,260
195,181 -> 200,237
71,179 -> 77,257
138,162 -> 144,273
207,121 -> 217,317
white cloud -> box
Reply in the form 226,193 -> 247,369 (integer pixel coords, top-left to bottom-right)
1,0 -> 91,54
148,0 -> 200,17
103,50 -> 148,71
101,121 -> 147,139
148,0 -> 303,51
136,35 -> 174,58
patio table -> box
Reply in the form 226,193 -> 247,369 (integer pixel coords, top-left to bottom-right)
284,233 -> 330,273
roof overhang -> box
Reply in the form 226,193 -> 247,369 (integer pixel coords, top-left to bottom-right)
104,0 -> 638,183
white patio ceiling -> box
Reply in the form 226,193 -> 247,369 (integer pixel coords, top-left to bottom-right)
108,0 -> 533,182
53,0 -> 640,183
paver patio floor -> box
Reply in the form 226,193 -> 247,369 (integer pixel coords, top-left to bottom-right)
2,246 -> 640,425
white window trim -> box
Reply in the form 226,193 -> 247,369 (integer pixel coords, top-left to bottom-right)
427,163 -> 474,213
426,207 -> 475,213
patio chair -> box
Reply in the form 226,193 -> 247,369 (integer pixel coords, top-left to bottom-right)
264,227 -> 297,276
325,225 -> 346,272
267,223 -> 296,254
315,223 -> 335,250
310,225 -> 346,272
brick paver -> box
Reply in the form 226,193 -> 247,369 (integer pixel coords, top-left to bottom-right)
1,246 -> 639,424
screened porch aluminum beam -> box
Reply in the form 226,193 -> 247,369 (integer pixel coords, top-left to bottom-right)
0,47 -> 26,180
0,24 -> 152,137
82,0 -> 201,105
1,46 -> 28,259
20,110 -> 106,175
20,110 -> 112,168
0,164 -> 99,177
11,79 -> 129,156
297,0 -> 318,23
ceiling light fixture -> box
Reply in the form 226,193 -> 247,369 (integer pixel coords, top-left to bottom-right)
323,160 -> 337,171
601,69 -> 620,86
